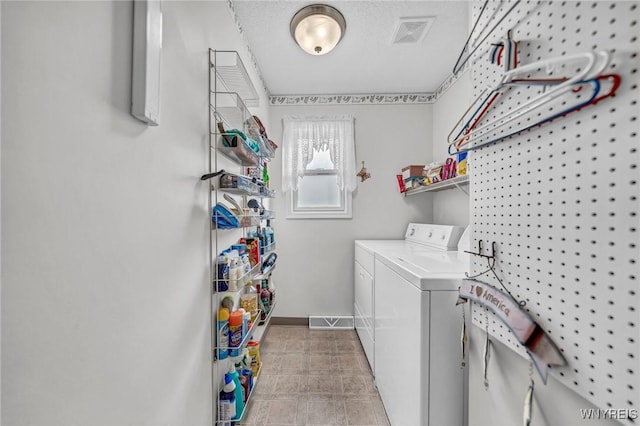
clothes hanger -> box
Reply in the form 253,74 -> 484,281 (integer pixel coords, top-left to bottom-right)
449,72 -> 621,154
450,77 -> 602,152
447,51 -> 612,152
450,51 -> 607,145
452,0 -> 521,75
448,78 -> 602,155
453,51 -> 605,144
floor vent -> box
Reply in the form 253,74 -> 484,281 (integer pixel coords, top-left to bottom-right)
391,16 -> 435,44
308,316 -> 354,330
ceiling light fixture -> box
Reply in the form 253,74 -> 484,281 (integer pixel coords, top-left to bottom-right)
290,4 -> 346,56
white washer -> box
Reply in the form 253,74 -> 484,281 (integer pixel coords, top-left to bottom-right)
355,224 -> 469,426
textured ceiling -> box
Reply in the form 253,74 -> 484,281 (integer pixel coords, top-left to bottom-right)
231,1 -> 470,96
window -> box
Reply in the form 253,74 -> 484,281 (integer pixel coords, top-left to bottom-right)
282,116 -> 356,219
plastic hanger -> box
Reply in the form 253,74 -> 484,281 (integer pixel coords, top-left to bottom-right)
448,72 -> 620,154
447,51 -> 614,153
452,51 -> 606,144
454,78 -> 602,154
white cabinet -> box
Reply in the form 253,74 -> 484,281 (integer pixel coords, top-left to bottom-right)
354,243 -> 375,372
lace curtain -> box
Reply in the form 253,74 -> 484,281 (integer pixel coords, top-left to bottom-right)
281,115 -> 356,193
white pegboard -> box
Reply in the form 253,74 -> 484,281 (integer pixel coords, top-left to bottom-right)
466,0 -> 639,420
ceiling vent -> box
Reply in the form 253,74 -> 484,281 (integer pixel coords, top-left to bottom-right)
391,16 -> 435,44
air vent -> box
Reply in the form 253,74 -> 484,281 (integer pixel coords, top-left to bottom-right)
391,16 -> 435,44
309,316 -> 354,330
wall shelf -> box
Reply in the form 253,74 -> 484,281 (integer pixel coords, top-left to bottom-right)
209,49 -> 277,426
210,50 -> 259,107
210,91 -> 252,129
218,186 -> 275,199
404,174 -> 469,196
214,262 -> 261,293
213,214 -> 267,230
216,145 -> 260,167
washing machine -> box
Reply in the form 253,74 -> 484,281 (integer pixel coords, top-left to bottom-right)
354,236 -> 437,373
356,224 -> 470,426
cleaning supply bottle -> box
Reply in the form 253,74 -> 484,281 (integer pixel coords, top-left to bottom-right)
262,161 -> 269,188
227,364 -> 245,421
238,308 -> 248,337
217,253 -> 230,292
238,348 -> 254,391
268,278 -> 276,305
219,373 -> 236,426
240,282 -> 258,323
228,310 -> 243,357
261,286 -> 271,317
265,219 -> 275,247
246,340 -> 261,377
242,309 -> 251,338
242,254 -> 251,275
217,307 -> 230,360
228,256 -> 239,292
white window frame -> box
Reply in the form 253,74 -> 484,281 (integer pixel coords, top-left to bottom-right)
282,115 -> 356,219
287,168 -> 353,219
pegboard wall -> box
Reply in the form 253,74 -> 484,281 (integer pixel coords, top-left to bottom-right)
466,0 -> 639,419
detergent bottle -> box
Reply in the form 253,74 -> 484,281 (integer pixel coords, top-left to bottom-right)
218,373 -> 236,426
228,310 -> 243,357
217,307 -> 230,360
227,364 -> 245,420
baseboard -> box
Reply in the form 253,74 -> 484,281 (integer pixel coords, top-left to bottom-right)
270,317 -> 308,326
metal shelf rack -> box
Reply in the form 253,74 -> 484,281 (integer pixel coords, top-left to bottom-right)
208,49 -> 277,426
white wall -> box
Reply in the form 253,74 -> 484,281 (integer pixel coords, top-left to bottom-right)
269,104 -> 434,318
462,1 -> 637,425
432,69 -> 621,426
468,325 -> 619,426
1,1 -> 267,425
431,72 -> 472,227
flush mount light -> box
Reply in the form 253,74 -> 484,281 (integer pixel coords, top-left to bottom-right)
290,4 -> 346,56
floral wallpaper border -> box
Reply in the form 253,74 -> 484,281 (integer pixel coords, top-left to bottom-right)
269,93 -> 434,105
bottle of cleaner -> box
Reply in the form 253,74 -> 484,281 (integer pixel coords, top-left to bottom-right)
260,287 -> 271,316
237,348 -> 254,391
216,254 -> 229,292
238,374 -> 249,403
242,254 -> 251,275
246,340 -> 261,377
238,308 -> 248,337
217,307 -> 230,360
219,373 -> 236,426
242,309 -> 251,338
227,364 -> 245,420
240,282 -> 258,323
262,161 -> 269,188
265,220 -> 274,247
228,310 -> 243,357
228,257 -> 239,292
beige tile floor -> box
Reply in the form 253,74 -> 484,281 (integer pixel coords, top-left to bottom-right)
241,325 -> 390,426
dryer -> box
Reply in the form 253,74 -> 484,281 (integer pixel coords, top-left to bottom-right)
355,224 -> 469,426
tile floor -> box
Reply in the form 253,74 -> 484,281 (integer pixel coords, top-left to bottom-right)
241,325 -> 390,426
